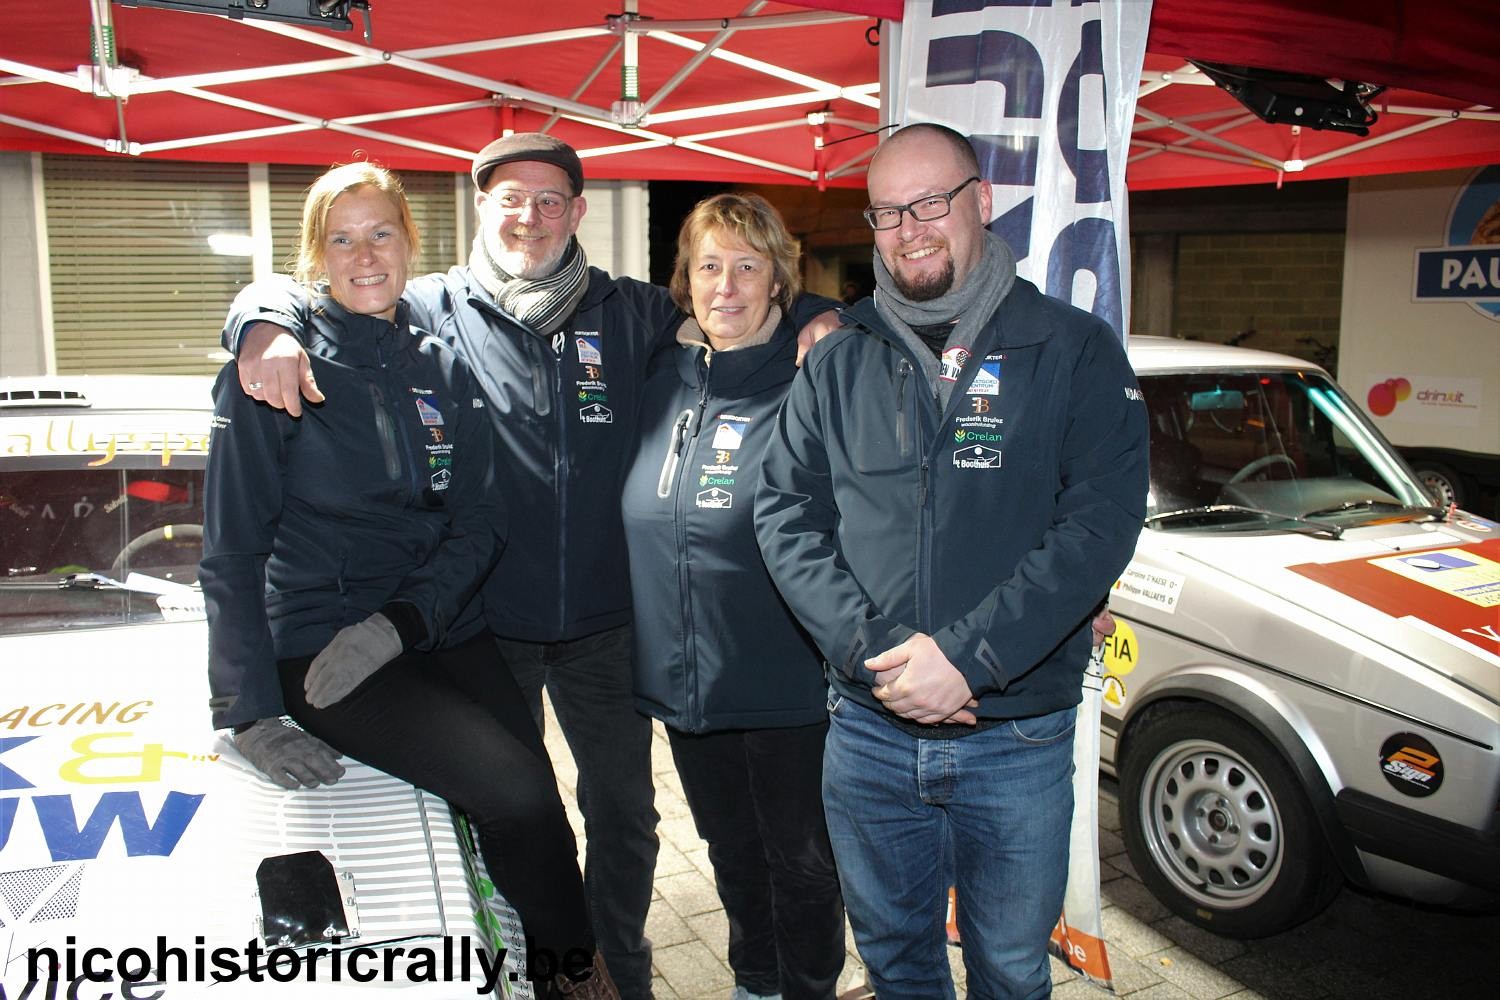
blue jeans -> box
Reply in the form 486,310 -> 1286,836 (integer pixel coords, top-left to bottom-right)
496,624 -> 660,1000
821,695 -> 1076,1000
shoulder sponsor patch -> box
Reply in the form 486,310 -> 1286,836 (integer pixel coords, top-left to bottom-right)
953,445 -> 1001,468
415,397 -> 444,426
575,335 -> 602,365
1124,386 -> 1144,401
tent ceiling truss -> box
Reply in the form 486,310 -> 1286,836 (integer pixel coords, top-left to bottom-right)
0,0 -> 880,183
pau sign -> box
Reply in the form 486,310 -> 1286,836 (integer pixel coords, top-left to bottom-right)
1412,164 -> 1500,321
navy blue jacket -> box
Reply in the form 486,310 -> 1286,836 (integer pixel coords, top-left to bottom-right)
204,296 -> 501,729
622,319 -> 825,732
755,280 -> 1148,721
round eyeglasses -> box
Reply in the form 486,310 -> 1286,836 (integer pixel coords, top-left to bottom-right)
488,188 -> 572,220
863,176 -> 980,231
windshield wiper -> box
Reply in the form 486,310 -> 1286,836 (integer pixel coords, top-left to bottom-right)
0,572 -> 189,594
1146,503 -> 1343,539
1302,499 -> 1446,521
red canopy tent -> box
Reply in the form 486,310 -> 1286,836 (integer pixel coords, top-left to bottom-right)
1,0 -> 1496,190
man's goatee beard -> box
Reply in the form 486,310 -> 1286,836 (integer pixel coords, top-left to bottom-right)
893,255 -> 955,302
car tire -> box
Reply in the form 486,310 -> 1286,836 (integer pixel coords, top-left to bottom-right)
1119,704 -> 1341,937
1410,460 -> 1469,510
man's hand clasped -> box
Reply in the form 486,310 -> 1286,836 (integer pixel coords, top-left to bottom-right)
867,632 -> 979,726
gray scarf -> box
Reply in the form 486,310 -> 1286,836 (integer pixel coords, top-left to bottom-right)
873,230 -> 1017,409
469,229 -> 590,339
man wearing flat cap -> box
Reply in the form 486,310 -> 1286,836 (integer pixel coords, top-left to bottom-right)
220,134 -> 837,999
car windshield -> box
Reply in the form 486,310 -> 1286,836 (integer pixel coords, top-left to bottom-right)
1140,368 -> 1436,533
0,459 -> 204,634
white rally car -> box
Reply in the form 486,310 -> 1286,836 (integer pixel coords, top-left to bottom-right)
1103,338 -> 1500,937
0,376 -> 534,998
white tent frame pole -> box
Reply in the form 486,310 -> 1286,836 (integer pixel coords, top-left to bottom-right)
541,40 -> 625,134
614,10 -> 863,33
641,2 -> 765,117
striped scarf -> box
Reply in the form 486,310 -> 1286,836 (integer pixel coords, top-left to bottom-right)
469,230 -> 590,339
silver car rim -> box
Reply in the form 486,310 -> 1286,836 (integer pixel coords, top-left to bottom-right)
1138,738 -> 1284,909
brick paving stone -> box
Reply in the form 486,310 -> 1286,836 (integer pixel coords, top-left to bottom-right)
652,941 -> 734,998
1149,947 -> 1247,999
1154,917 -> 1249,965
1215,952 -> 1326,1000
1097,828 -> 1126,858
683,908 -> 730,960
1103,849 -> 1141,883
656,869 -> 723,918
1102,876 -> 1172,923
653,839 -> 697,878
658,814 -> 706,853
645,896 -> 697,948
1099,856 -> 1130,884
1103,952 -> 1168,995
684,845 -> 714,878
1102,904 -> 1174,957
1125,983 -> 1195,1000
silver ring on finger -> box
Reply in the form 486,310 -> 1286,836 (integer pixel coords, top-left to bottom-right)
247,381 -> 264,390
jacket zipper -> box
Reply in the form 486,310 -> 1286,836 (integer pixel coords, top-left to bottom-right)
369,383 -> 402,480
675,370 -> 711,729
895,358 -> 913,457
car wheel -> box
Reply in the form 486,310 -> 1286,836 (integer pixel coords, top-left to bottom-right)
1411,460 -> 1468,510
1119,705 -> 1341,937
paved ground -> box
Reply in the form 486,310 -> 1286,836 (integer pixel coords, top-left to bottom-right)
540,701 -> 1498,1000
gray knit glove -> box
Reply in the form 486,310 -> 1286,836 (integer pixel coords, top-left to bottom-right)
304,612 -> 404,709
233,718 -> 345,789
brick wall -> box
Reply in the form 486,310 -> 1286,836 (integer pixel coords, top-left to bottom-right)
1172,231 -> 1344,368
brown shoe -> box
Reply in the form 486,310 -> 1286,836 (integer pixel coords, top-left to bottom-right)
553,952 -> 620,1000
837,984 -> 875,1000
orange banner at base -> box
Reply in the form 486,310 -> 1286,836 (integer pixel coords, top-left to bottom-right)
1049,912 -> 1114,987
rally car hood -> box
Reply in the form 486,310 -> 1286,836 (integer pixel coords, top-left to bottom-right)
0,618 -> 528,997
1125,515 -> 1500,721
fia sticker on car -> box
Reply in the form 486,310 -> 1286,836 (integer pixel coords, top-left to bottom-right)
430,468 -> 451,491
579,403 -> 613,424
696,487 -> 733,509
1379,733 -> 1443,797
711,419 -> 747,450
575,335 -> 602,365
1111,563 -> 1185,614
952,445 -> 1000,468
414,397 -> 444,426
1100,618 -> 1139,710
939,346 -> 971,382
967,361 -> 1000,395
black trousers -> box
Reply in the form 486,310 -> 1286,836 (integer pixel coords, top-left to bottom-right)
278,633 -> 593,966
667,721 -> 845,1000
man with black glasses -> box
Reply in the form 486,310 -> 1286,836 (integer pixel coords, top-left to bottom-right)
756,123 -> 1148,1000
